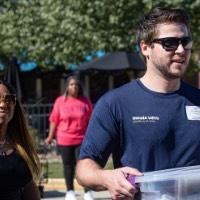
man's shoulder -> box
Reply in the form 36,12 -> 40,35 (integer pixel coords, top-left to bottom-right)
181,81 -> 200,105
116,80 -> 138,92
105,80 -> 137,98
182,81 -> 200,94
96,80 -> 138,107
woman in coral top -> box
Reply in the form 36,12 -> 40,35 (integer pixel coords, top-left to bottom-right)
45,75 -> 93,200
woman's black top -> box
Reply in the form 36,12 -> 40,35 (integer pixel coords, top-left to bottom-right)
0,150 -> 32,200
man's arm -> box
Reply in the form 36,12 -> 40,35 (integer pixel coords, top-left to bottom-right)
76,158 -> 143,200
76,158 -> 106,191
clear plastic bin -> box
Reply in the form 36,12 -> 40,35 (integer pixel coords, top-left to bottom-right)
135,165 -> 200,200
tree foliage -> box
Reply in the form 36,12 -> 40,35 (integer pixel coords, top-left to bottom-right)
0,0 -> 199,70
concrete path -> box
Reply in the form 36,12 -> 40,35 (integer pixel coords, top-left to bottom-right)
41,179 -> 111,200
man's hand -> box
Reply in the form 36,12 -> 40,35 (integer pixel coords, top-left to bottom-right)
76,159 -> 143,199
100,167 -> 143,200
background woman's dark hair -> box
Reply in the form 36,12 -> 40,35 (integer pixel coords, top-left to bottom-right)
65,75 -> 84,97
135,7 -> 191,45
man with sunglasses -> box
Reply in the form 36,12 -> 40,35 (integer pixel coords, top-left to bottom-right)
76,7 -> 200,200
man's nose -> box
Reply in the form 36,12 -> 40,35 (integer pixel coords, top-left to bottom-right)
175,43 -> 185,54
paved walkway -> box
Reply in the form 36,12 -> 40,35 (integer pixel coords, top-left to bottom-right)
39,151 -> 112,199
41,179 -> 111,200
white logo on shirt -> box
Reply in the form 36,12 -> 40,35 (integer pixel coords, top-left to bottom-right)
132,116 -> 160,123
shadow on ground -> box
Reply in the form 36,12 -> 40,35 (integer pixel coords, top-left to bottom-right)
43,190 -> 65,198
42,189 -> 112,199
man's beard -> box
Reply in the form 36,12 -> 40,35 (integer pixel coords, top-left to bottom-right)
155,62 -> 186,81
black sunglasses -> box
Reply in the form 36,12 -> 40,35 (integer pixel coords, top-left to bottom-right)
152,37 -> 193,51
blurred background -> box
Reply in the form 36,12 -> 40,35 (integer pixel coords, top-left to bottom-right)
0,1 -> 199,197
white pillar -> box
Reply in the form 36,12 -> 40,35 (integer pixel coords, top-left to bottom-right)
36,78 -> 42,100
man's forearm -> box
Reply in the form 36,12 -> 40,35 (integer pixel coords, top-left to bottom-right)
76,158 -> 107,191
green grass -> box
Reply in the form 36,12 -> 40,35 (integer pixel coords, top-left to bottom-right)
47,162 -> 64,178
47,157 -> 113,179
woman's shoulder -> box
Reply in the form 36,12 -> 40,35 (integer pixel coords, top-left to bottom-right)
54,95 -> 66,103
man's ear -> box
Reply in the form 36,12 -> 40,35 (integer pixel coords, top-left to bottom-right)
140,40 -> 149,58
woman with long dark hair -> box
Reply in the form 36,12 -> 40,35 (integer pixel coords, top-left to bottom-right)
0,80 -> 41,200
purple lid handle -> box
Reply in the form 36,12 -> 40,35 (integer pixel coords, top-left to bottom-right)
126,174 -> 135,185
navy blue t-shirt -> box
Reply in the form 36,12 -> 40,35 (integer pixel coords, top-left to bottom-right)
79,79 -> 200,172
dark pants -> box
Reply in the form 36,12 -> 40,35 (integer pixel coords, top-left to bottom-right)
58,145 -> 81,191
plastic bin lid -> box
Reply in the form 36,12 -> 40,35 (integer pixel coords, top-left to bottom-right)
135,165 -> 200,183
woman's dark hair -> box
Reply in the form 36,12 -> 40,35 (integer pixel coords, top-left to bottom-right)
135,7 -> 191,45
0,79 -> 40,180
65,75 -> 84,97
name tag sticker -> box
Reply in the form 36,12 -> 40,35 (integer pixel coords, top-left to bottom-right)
186,106 -> 200,120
